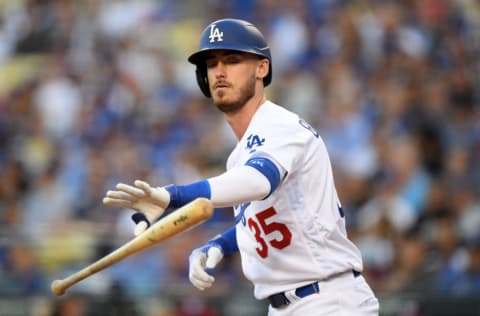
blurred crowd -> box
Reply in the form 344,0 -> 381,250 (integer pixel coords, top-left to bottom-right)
0,0 -> 479,315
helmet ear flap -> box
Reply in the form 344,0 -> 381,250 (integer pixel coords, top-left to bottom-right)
195,66 -> 211,98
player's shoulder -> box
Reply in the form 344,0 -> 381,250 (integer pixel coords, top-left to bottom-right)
259,101 -> 297,120
259,101 -> 318,135
245,100 -> 320,145
253,101 -> 300,130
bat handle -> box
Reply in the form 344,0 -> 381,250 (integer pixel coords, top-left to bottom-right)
50,198 -> 214,296
51,268 -> 91,296
51,279 -> 68,296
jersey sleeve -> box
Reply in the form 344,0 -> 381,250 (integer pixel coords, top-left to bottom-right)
208,165 -> 271,207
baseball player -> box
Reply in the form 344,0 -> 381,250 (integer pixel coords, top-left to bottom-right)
103,18 -> 379,315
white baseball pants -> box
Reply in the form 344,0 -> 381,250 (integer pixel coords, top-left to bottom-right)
267,272 -> 379,316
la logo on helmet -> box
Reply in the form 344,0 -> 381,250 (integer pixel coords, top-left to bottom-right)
209,24 -> 223,42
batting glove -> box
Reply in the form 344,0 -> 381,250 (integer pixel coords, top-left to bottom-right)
188,240 -> 224,291
103,180 -> 170,236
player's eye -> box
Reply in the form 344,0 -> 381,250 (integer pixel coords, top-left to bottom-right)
205,58 -> 218,68
224,55 -> 242,64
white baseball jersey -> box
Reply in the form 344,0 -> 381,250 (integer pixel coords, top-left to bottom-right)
227,101 -> 363,300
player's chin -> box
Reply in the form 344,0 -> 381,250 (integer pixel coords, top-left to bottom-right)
212,88 -> 229,100
212,93 -> 235,112
214,99 -> 244,113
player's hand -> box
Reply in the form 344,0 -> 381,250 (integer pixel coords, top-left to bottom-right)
189,241 -> 224,290
103,180 -> 170,236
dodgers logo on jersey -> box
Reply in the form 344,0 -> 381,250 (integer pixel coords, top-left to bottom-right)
246,134 -> 265,152
208,24 -> 223,43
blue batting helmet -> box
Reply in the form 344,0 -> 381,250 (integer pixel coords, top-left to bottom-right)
188,18 -> 272,97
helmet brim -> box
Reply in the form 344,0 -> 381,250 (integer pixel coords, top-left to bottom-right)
188,47 -> 272,87
188,45 -> 270,66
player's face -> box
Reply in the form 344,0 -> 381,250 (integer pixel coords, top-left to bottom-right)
205,50 -> 264,113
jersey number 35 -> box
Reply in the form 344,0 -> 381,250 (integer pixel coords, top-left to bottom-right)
248,207 -> 292,258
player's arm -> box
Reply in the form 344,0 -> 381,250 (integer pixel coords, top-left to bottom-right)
167,163 -> 272,209
166,154 -> 285,209
209,155 -> 284,206
103,155 -> 285,234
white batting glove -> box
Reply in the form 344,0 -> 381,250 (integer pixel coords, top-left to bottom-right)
103,180 -> 170,236
189,242 -> 224,291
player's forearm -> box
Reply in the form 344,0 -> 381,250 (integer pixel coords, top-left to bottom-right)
209,226 -> 239,256
167,153 -> 288,208
165,165 -> 271,209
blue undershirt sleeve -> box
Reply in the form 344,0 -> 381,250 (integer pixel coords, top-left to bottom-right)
165,180 -> 211,209
209,226 -> 238,256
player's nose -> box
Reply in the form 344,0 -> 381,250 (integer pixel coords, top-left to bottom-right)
212,61 -> 227,78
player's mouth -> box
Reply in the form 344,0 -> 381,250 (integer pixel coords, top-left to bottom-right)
214,81 -> 231,90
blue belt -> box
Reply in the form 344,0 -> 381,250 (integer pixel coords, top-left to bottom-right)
268,270 -> 361,308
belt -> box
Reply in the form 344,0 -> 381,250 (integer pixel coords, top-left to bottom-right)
268,270 -> 361,309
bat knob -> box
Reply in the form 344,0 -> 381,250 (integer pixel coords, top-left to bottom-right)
51,280 -> 66,296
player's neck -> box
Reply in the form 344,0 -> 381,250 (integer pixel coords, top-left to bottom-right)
225,93 -> 266,140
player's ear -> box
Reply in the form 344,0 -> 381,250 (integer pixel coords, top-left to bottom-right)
256,58 -> 269,81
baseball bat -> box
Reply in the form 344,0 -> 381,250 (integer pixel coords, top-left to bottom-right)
51,198 -> 214,296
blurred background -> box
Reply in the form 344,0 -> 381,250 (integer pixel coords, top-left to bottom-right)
0,0 -> 479,315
